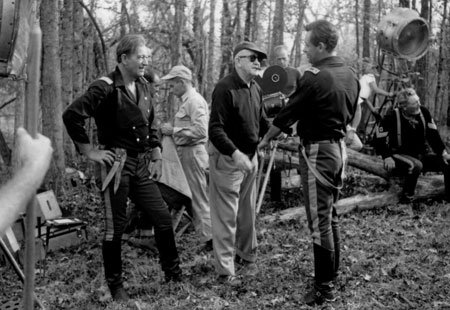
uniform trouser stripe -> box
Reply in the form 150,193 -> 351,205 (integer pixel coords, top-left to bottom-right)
101,165 -> 115,241
306,144 -> 320,243
300,142 -> 343,251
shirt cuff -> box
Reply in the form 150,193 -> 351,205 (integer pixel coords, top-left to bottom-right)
151,147 -> 162,161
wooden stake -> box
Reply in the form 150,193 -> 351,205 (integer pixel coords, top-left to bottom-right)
23,24 -> 43,310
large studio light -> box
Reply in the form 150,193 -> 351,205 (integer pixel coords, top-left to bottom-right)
376,8 -> 429,60
0,0 -> 19,76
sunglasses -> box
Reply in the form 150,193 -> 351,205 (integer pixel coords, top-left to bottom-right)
239,54 -> 259,62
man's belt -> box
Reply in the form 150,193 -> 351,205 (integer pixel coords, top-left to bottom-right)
301,138 -> 342,145
102,148 -> 127,193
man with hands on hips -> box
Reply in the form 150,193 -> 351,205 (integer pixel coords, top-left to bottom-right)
63,34 -> 181,302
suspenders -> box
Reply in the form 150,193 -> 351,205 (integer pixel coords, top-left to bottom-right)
394,108 -> 426,148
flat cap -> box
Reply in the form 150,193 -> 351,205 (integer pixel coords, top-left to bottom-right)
233,41 -> 267,59
161,65 -> 192,81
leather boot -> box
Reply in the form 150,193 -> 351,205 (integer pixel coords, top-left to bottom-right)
333,242 -> 340,282
331,217 -> 341,281
304,244 -> 336,305
153,227 -> 182,282
103,240 -> 124,295
443,164 -> 450,201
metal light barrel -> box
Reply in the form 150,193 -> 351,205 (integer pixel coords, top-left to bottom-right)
0,0 -> 19,76
377,8 -> 429,60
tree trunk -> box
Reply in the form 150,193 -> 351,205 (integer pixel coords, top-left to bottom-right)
415,0 -> 430,107
206,0 -> 216,102
251,0 -> 259,42
120,0 -> 127,37
171,0 -> 186,65
362,0 -> 370,59
61,0 -> 75,163
40,0 -> 65,195
262,175 -> 445,223
355,0 -> 360,61
275,141 -> 390,179
73,1 -> 83,97
244,0 -> 252,41
436,0 -> 448,125
192,1 -> 205,94
270,0 -> 284,63
291,0 -> 306,67
219,0 -> 233,79
234,0 -> 242,43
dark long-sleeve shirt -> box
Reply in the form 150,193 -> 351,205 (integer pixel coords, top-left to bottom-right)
209,70 -> 269,156
63,67 -> 161,153
273,56 -> 360,141
374,106 -> 445,159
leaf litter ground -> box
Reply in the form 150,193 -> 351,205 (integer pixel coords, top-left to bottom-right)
1,170 -> 450,309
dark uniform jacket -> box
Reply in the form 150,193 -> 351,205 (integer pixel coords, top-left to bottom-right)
273,56 -> 360,141
209,70 -> 269,157
374,106 -> 445,159
63,67 -> 161,154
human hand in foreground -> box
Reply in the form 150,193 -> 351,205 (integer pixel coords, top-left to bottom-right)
17,127 -> 53,182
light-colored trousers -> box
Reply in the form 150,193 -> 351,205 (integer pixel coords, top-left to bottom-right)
208,143 -> 258,276
177,144 -> 212,242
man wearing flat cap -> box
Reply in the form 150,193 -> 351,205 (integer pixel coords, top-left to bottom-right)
160,65 -> 212,250
209,41 -> 269,284
374,87 -> 450,203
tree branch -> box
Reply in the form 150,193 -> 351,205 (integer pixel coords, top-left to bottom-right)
0,97 -> 16,111
78,0 -> 109,72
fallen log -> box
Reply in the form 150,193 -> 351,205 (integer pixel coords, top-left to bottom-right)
276,141 -> 390,179
261,175 -> 445,223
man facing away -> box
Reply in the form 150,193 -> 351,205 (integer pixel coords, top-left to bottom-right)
259,20 -> 360,305
63,34 -> 182,301
209,41 -> 269,285
160,65 -> 213,250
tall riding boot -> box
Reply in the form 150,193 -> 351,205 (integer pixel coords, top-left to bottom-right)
153,227 -> 182,282
443,165 -> 450,201
331,216 -> 341,281
401,171 -> 420,202
333,242 -> 340,281
304,244 -> 336,305
103,240 -> 128,300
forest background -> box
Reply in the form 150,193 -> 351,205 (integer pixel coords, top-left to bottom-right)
0,0 -> 449,194
1,1 -> 450,309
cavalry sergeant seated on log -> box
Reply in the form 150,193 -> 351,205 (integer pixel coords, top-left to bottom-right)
374,88 -> 450,203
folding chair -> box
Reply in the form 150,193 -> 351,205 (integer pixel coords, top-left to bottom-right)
171,205 -> 193,238
35,190 -> 87,250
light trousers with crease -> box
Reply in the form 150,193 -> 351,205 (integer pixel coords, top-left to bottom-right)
208,143 -> 258,276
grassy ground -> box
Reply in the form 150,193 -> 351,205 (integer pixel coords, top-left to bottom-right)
1,171 -> 450,309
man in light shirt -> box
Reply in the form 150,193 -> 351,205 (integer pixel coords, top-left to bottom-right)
160,65 -> 212,251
